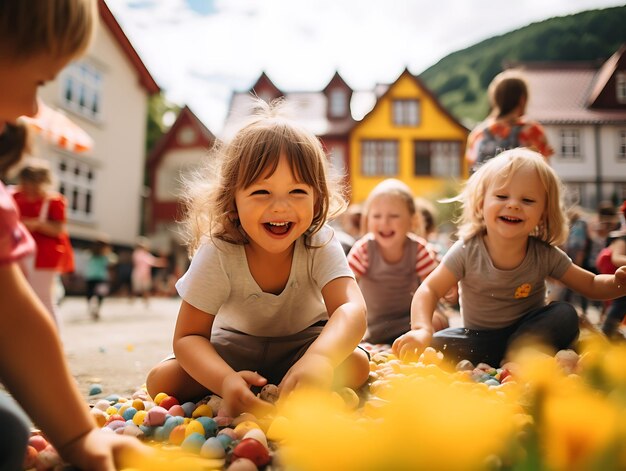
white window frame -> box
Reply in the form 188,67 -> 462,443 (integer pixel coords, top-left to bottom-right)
616,72 -> 626,104
60,61 -> 103,121
329,89 -> 347,118
392,99 -> 420,126
361,140 -> 398,176
56,154 -> 97,223
559,129 -> 582,161
328,145 -> 346,176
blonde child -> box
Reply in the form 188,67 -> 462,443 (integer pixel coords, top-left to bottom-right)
146,102 -> 369,416
347,179 -> 448,346
0,0 -> 150,469
394,149 -> 626,366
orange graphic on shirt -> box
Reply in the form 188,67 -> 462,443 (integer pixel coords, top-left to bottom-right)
514,283 -> 532,299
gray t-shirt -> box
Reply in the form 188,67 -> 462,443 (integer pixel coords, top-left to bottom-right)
176,225 -> 354,337
443,236 -> 571,329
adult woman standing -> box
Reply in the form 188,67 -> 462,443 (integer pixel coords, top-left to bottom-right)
465,70 -> 553,173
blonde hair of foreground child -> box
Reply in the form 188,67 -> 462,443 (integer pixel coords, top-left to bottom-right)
181,99 -> 347,254
452,147 -> 568,246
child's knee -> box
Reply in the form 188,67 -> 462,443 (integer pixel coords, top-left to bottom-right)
336,348 -> 370,389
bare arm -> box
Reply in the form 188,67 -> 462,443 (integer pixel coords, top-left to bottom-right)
280,276 -> 367,395
559,261 -> 626,300
0,262 -> 150,468
393,263 -> 458,358
21,218 -> 65,237
173,300 -> 269,415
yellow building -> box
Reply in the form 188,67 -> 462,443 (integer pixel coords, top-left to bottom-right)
349,69 -> 469,203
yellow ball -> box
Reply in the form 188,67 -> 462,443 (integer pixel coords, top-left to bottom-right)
233,420 -> 261,439
132,399 -> 145,411
153,392 -> 169,405
132,410 -> 148,426
185,420 -> 206,437
106,406 -> 118,416
192,404 -> 213,418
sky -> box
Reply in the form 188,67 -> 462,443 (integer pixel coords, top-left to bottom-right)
105,0 -> 625,134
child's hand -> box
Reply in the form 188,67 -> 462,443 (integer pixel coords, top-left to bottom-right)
221,370 -> 273,417
279,352 -> 334,397
392,329 -> 433,361
59,428 -> 154,471
615,266 -> 626,283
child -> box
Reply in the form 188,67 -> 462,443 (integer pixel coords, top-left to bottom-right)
131,236 -> 167,307
465,70 -> 553,173
598,200 -> 626,339
0,1 -> 150,468
85,237 -> 117,320
12,159 -> 72,326
393,149 -> 626,367
347,179 -> 448,346
146,101 -> 369,416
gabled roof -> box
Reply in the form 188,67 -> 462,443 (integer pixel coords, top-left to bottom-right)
99,0 -> 160,94
147,106 -> 215,166
507,46 -> 626,124
221,71 -> 371,140
356,68 -> 468,132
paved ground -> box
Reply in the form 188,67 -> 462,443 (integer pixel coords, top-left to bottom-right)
59,295 -> 180,400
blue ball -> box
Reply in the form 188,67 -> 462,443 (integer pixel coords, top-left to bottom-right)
181,401 -> 196,417
216,433 -> 233,449
88,384 -> 103,396
195,416 -> 218,437
181,432 -> 206,454
122,407 -> 138,421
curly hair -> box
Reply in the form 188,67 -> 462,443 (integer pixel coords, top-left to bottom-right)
451,148 -> 568,246
180,99 -> 347,255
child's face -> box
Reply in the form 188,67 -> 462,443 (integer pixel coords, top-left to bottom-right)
366,194 -> 414,249
234,153 -> 315,255
0,52 -> 70,129
483,166 -> 546,242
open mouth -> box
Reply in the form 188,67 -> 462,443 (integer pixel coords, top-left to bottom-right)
499,216 -> 522,223
378,230 -> 396,238
264,221 -> 292,235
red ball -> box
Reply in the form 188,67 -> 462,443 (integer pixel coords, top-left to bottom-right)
159,395 -> 180,410
232,438 -> 270,467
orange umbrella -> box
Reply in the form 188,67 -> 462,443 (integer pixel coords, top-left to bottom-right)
21,100 -> 94,153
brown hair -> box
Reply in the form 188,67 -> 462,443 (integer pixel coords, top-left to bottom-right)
488,71 -> 528,119
17,159 -> 53,188
0,121 -> 31,178
0,0 -> 97,61
182,100 -> 347,254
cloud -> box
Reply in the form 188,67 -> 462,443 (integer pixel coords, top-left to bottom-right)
105,0 -> 625,133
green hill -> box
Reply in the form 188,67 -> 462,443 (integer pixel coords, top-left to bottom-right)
419,5 -> 626,128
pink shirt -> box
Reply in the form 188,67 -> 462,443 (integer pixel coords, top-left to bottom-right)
0,182 -> 35,266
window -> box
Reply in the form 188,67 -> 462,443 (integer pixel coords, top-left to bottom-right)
329,89 -> 347,118
61,61 -> 102,120
617,72 -> 626,104
361,140 -> 398,176
57,157 -> 96,222
392,99 -> 420,126
414,141 -> 461,177
559,129 -> 581,160
618,130 -> 626,161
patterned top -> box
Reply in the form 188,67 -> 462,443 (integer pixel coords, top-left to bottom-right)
0,182 -> 35,266
465,117 -> 554,165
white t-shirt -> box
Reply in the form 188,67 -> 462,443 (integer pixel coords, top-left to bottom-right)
176,225 -> 354,337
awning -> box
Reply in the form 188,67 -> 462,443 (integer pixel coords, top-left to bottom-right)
21,101 -> 94,153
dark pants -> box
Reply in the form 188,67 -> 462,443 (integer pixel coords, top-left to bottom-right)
601,296 -> 626,338
431,301 -> 579,367
0,394 -> 30,471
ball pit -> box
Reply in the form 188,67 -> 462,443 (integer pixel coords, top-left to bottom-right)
23,335 -> 626,470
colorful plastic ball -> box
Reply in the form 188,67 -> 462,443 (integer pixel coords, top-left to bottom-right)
200,436 -> 226,458
168,424 -> 187,446
195,416 -> 218,437
192,404 -> 213,418
232,437 -> 271,466
122,407 -> 138,421
181,432 -> 206,454
153,392 -> 169,405
228,457 -> 261,470
160,395 -> 180,410
185,419 -> 206,438
216,433 -> 233,449
181,401 -> 196,417
168,404 -> 186,417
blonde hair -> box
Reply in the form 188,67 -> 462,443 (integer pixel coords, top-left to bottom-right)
361,178 -> 416,234
181,100 -> 347,254
0,0 -> 97,61
488,70 -> 528,119
452,148 -> 568,246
